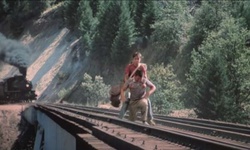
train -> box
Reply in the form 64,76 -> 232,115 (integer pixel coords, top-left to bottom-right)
0,75 -> 37,103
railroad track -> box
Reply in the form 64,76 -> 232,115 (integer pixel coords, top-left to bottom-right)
54,104 -> 250,143
34,103 -> 250,150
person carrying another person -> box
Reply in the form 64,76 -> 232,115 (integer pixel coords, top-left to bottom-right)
119,52 -> 156,125
120,69 -> 156,124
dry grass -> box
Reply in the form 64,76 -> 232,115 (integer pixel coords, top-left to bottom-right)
0,104 -> 25,150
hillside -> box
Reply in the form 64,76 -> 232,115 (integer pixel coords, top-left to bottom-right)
0,3 -> 172,104
0,6 -> 97,148
1,0 -> 249,137
1,4 -> 141,105
0,5 -> 105,103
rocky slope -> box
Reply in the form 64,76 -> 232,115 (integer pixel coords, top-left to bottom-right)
0,104 -> 27,150
0,5 -> 86,149
1,5 -> 90,103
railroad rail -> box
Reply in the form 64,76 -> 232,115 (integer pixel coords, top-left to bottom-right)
34,103 -> 250,150
63,104 -> 250,143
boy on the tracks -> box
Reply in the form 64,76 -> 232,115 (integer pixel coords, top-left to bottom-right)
120,69 -> 156,125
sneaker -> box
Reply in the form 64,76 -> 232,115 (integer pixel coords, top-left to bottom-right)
142,121 -> 149,125
148,119 -> 156,126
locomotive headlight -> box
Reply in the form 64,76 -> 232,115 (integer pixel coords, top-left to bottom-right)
26,83 -> 30,88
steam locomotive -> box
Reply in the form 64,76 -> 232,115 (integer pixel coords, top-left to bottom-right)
0,75 -> 37,103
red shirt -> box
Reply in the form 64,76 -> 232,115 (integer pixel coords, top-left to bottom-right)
125,63 -> 147,78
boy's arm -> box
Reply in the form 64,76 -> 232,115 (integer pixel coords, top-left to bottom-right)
143,79 -> 156,99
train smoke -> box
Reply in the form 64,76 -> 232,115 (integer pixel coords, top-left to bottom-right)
0,33 -> 31,77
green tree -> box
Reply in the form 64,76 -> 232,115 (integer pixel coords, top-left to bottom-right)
77,0 -> 98,53
129,0 -> 155,37
91,1 -> 121,65
179,1 -> 225,82
141,0 -> 156,38
133,0 -> 146,36
189,50 -> 230,120
227,1 -> 250,30
241,1 -> 250,29
63,0 -> 80,29
150,1 -> 188,64
110,1 -> 136,66
80,73 -> 110,106
187,16 -> 250,123
148,63 -> 185,114
1,0 -> 48,37
89,0 -> 99,17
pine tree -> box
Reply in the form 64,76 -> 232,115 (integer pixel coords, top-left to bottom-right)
89,0 -> 99,17
110,1 -> 135,66
133,0 -> 146,36
193,53 -> 229,120
141,0 -> 156,38
77,0 -> 97,53
187,16 -> 250,123
179,1 -> 224,82
226,1 -> 250,30
91,1 -> 121,65
150,1 -> 187,64
130,0 -> 156,38
63,0 -> 81,29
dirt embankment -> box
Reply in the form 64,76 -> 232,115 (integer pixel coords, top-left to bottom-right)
0,104 -> 27,150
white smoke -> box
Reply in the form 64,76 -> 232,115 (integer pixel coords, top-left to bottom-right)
0,33 -> 31,69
